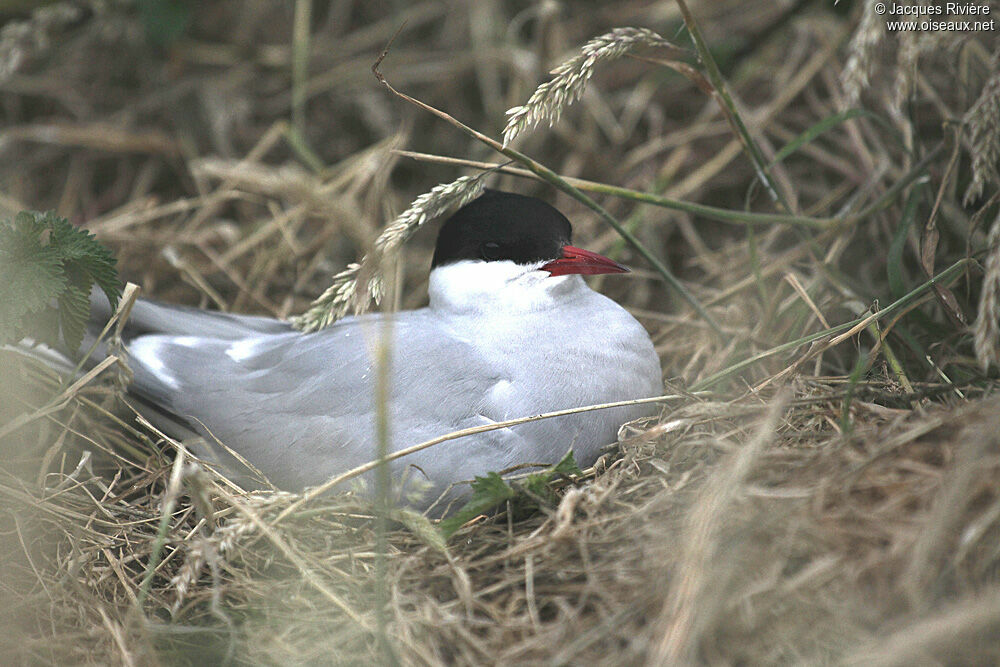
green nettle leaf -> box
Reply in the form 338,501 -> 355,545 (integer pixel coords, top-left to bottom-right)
0,216 -> 65,344
439,451 -> 583,538
439,473 -> 516,537
58,284 -> 92,353
47,212 -> 120,313
550,450 -> 583,477
523,450 -> 582,502
0,210 -> 121,351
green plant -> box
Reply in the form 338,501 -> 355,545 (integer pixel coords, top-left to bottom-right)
439,450 -> 584,538
0,211 -> 120,352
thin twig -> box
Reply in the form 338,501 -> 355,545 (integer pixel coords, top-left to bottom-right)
269,393 -> 697,525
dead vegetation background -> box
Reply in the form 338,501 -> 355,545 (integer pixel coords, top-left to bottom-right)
1,0 -> 999,664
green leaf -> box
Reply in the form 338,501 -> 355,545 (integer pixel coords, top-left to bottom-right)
0,215 -> 65,344
46,212 -> 120,313
523,450 -> 583,500
551,450 -> 583,477
439,451 -> 584,539
58,283 -> 91,353
439,473 -> 516,538
0,210 -> 120,350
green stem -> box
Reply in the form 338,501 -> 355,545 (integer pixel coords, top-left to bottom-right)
675,0 -> 791,212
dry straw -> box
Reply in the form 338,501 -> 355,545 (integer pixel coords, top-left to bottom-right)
841,0 -> 883,107
974,210 -> 1000,370
0,3 -> 84,81
501,27 -> 678,147
963,65 -> 1000,205
292,174 -> 485,331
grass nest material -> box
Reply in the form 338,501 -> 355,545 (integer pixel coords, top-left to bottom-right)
2,1 -> 999,664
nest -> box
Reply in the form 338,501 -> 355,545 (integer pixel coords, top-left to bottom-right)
4,376 -> 1000,664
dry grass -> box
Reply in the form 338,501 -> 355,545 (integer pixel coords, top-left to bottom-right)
2,1 -> 999,664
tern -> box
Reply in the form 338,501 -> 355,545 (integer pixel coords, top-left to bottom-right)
93,190 -> 663,509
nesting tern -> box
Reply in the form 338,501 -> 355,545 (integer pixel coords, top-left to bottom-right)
95,190 -> 663,508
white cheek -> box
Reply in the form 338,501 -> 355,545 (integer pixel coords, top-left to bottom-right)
428,259 -> 583,315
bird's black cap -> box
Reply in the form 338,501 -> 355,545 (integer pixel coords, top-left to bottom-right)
431,190 -> 573,269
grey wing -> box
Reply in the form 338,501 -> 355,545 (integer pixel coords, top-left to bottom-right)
124,311 -> 522,496
125,300 -> 294,338
125,322 -> 372,489
89,286 -> 293,342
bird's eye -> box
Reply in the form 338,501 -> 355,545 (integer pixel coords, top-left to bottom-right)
481,242 -> 501,260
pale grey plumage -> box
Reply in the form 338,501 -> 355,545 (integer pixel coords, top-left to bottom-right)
80,191 -> 664,511
119,265 -> 661,510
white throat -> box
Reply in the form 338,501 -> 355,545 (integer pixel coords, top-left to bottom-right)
428,260 -> 585,315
